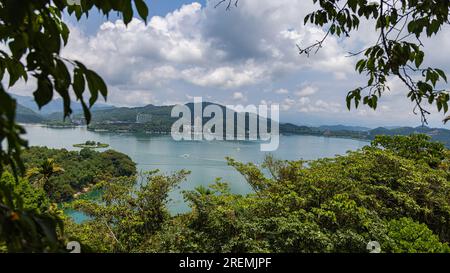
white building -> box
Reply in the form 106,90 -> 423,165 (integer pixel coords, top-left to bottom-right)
136,113 -> 152,123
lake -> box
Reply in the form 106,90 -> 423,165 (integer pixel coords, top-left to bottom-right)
22,124 -> 369,217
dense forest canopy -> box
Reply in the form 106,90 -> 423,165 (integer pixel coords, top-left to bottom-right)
0,147 -> 136,251
22,147 -> 136,202
63,135 -> 449,253
3,134 -> 449,252
0,0 -> 149,251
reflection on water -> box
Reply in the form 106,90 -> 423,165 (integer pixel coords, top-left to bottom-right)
23,124 -> 369,218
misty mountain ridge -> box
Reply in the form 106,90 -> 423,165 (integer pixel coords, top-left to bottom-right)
11,94 -> 114,115
12,97 -> 450,147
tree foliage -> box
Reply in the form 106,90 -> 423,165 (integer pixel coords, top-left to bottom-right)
0,0 -> 149,252
0,171 -> 64,252
0,0 -> 149,170
371,134 -> 447,167
299,0 -> 450,124
22,147 -> 136,202
66,170 -> 190,252
66,135 -> 450,253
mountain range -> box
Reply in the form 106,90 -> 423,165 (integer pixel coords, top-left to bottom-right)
12,96 -> 450,147
12,94 -> 114,115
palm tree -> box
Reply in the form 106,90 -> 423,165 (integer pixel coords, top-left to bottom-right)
445,116 -> 450,124
26,158 -> 64,189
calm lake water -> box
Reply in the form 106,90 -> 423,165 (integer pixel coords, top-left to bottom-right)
22,124 -> 368,217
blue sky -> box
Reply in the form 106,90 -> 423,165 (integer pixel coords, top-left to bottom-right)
64,0 -> 207,34
11,0 -> 450,128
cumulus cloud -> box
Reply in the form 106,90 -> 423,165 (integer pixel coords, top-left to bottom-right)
281,98 -> 296,111
275,88 -> 289,95
56,1 -> 358,107
232,91 -> 246,101
298,99 -> 341,113
295,85 -> 318,97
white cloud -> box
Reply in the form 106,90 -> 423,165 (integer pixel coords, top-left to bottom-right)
59,1 -> 355,99
298,97 -> 311,106
295,85 -> 318,97
275,88 -> 289,94
180,62 -> 266,89
232,91 -> 247,101
282,98 -> 296,111
13,0 -> 444,126
297,99 -> 341,113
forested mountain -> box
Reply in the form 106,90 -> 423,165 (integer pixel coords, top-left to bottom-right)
16,99 -> 450,147
16,104 -> 47,124
319,125 -> 371,132
83,104 -> 450,147
368,126 -> 450,145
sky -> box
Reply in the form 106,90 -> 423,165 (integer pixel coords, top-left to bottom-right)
9,0 -> 450,128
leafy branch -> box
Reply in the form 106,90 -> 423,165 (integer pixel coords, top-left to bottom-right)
0,0 -> 150,252
301,0 -> 450,124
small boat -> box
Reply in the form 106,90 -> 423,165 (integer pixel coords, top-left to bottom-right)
181,154 -> 190,158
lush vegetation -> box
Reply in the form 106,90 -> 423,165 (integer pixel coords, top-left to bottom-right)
2,135 -> 449,253
22,147 -> 136,202
0,0 -> 150,252
57,135 -> 449,253
0,171 -> 64,252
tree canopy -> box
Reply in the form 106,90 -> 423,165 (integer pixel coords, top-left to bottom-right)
64,135 -> 450,253
0,0 -> 149,252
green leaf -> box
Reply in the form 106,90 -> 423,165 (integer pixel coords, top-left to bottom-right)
123,0 -> 133,24
85,69 -> 108,107
80,99 -> 92,124
135,0 -> 149,21
87,70 -> 107,98
435,69 -> 447,82
415,51 -> 424,68
61,22 -> 70,46
33,76 -> 53,109
73,68 -> 85,98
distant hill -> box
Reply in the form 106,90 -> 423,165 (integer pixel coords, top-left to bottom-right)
16,104 -> 47,124
368,126 -> 450,146
82,102 -> 250,134
83,104 -> 173,123
319,125 -> 371,132
12,94 -> 114,115
81,103 -> 450,147
13,99 -> 450,148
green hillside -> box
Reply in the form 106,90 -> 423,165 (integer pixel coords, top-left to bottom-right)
80,103 -> 450,147
16,104 -> 47,124
19,101 -> 450,147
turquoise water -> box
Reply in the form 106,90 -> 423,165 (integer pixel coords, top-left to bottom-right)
22,125 -> 368,220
